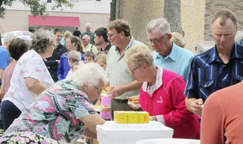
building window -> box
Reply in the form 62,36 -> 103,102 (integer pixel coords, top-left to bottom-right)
47,0 -> 52,3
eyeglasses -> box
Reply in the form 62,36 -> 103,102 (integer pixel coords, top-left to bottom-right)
107,33 -> 117,38
94,86 -> 102,95
81,39 -> 86,41
129,66 -> 140,74
147,34 -> 167,45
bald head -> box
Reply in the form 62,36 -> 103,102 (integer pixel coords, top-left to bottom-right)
82,35 -> 90,46
83,35 -> 90,41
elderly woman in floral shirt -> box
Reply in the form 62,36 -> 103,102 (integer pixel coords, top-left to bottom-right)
0,62 -> 108,144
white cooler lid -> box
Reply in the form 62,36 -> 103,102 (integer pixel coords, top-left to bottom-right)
136,138 -> 200,144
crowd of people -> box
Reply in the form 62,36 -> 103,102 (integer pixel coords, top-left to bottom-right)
0,8 -> 242,143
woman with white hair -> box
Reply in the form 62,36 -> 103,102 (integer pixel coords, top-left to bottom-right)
0,62 -> 108,143
1,29 -> 55,130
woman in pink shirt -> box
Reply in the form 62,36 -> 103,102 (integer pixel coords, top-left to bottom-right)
0,38 -> 29,98
124,44 -> 200,139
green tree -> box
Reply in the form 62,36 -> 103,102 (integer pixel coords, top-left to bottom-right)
0,0 -> 73,19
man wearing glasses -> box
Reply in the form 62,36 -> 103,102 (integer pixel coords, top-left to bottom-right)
146,17 -> 194,81
106,19 -> 145,120
81,34 -> 98,54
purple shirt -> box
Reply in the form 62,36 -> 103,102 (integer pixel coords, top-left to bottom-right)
3,61 -> 16,93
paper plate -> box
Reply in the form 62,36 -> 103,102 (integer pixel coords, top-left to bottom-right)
92,105 -> 104,112
100,93 -> 109,97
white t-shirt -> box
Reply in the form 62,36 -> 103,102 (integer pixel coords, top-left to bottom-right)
3,50 -> 54,112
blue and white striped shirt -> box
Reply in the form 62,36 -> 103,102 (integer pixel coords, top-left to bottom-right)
185,42 -> 243,102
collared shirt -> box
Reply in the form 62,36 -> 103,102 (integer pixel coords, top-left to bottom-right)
185,42 -> 243,102
100,43 -> 111,52
106,36 -> 145,99
152,42 -> 194,81
139,66 -> 200,139
143,66 -> 163,97
82,43 -> 98,54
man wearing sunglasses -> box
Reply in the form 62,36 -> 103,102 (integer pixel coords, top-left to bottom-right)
146,17 -> 194,82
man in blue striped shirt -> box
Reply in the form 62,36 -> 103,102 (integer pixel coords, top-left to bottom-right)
185,9 -> 243,116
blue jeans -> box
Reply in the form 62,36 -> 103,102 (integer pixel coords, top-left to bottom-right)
1,100 -> 21,130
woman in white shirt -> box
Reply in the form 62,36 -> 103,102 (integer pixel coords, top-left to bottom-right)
1,29 -> 55,130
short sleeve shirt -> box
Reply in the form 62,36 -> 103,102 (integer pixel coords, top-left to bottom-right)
0,46 -> 9,69
4,80 -> 96,144
106,36 -> 145,99
0,46 -> 9,83
82,43 -> 98,54
3,50 -> 54,111
152,42 -> 194,81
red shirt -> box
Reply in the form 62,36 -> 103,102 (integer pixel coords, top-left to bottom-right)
201,82 -> 243,143
139,67 -> 200,139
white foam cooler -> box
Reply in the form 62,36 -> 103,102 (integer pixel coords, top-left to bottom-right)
96,121 -> 173,144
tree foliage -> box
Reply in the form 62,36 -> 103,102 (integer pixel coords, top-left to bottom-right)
0,0 -> 73,19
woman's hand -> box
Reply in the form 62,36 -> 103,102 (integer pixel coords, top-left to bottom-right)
80,113 -> 106,139
101,105 -> 110,112
149,116 -> 157,121
127,95 -> 138,101
127,95 -> 141,109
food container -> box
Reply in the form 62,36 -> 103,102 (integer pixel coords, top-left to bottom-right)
136,138 -> 200,144
114,111 -> 128,123
138,112 -> 149,123
96,121 -> 173,144
114,111 -> 149,124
